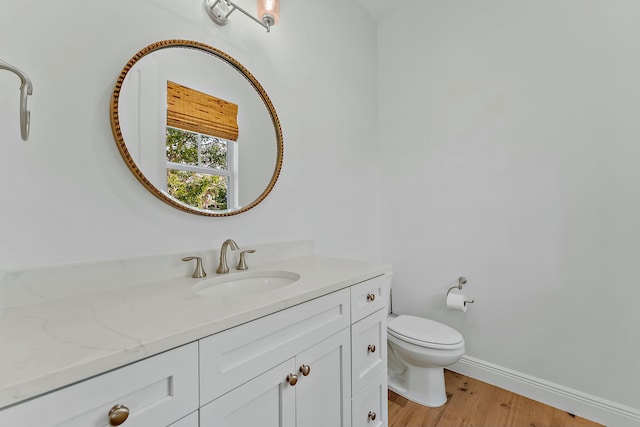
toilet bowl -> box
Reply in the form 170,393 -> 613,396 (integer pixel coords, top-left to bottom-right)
387,314 -> 465,407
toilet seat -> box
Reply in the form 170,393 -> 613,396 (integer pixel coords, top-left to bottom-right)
388,315 -> 464,350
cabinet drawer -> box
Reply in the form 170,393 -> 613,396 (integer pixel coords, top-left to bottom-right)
350,274 -> 390,323
200,288 -> 350,405
351,308 -> 387,395
0,343 -> 199,427
352,370 -> 388,427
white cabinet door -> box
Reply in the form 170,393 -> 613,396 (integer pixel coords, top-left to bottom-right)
199,358 -> 296,427
296,328 -> 351,427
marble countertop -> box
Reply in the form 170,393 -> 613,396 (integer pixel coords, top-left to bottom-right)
0,253 -> 391,409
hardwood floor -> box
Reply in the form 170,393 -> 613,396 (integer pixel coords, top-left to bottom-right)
388,370 -> 605,427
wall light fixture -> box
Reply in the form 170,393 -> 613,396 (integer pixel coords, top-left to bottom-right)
204,0 -> 280,32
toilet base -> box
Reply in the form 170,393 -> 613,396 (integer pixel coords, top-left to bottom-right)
388,365 -> 448,408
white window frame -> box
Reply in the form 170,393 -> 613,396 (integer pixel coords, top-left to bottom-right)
165,128 -> 239,211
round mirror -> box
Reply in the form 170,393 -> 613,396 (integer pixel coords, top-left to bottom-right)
110,40 -> 283,216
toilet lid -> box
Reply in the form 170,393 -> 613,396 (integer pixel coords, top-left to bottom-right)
388,315 -> 463,346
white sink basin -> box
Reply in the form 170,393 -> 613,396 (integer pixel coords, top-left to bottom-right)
192,270 -> 300,297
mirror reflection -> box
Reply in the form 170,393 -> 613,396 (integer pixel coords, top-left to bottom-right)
111,40 -> 283,216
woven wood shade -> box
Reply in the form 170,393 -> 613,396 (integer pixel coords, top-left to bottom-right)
166,81 -> 239,141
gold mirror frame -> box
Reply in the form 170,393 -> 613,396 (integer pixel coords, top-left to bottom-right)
110,39 -> 283,217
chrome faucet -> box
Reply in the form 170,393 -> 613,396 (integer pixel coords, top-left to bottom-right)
216,239 -> 239,274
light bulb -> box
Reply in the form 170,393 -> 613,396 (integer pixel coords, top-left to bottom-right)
257,0 -> 279,27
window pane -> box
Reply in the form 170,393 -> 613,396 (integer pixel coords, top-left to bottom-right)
166,128 -> 199,166
167,169 -> 228,211
166,128 -> 229,170
201,136 -> 228,170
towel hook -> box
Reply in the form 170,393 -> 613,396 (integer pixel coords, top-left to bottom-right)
0,59 -> 33,141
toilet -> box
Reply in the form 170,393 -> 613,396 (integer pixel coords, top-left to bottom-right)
387,313 -> 465,407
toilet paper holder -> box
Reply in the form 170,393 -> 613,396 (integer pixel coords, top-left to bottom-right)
447,276 -> 475,304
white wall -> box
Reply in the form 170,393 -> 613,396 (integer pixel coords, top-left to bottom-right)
379,0 -> 640,412
0,0 -> 379,269
5,0 -> 637,419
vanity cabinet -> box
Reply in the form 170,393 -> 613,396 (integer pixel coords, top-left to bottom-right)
0,342 -> 199,427
199,273 -> 390,427
0,271 -> 391,427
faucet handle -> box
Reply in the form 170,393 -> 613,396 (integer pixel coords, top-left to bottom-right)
181,256 -> 207,278
236,250 -> 256,270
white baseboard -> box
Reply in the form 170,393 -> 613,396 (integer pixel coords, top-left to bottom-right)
449,355 -> 640,427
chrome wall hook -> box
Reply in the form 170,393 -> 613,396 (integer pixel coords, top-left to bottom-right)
0,59 -> 33,141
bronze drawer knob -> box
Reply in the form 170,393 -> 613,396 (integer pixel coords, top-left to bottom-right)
108,404 -> 129,426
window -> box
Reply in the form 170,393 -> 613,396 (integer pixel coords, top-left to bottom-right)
165,127 -> 236,211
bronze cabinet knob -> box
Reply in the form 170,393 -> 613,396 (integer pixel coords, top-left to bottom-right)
108,404 -> 129,426
368,411 -> 377,421
367,293 -> 376,302
286,373 -> 298,386
368,344 -> 376,353
299,364 -> 311,376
